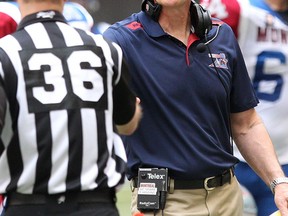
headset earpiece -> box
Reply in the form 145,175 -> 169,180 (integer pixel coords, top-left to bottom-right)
141,0 -> 162,22
190,1 -> 212,38
141,0 -> 212,38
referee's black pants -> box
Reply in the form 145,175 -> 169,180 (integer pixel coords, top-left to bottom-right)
2,202 -> 119,216
2,189 -> 119,216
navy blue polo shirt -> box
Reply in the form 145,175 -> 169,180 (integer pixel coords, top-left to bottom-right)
104,12 -> 259,180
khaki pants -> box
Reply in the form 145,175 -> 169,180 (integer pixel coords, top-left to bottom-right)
131,176 -> 243,216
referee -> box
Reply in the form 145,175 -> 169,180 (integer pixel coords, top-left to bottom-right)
0,0 -> 142,215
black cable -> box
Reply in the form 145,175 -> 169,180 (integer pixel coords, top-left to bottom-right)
205,37 -> 234,152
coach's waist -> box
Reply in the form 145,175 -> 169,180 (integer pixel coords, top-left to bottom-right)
7,188 -> 116,206
131,168 -> 234,191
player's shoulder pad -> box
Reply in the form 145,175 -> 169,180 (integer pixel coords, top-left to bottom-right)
0,2 -> 21,24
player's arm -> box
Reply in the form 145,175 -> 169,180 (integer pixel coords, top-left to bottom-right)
113,60 -> 142,135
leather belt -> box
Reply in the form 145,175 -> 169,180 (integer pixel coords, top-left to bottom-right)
7,188 -> 116,206
173,169 -> 233,190
132,168 -> 233,191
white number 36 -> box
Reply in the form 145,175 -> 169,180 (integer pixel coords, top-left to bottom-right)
27,50 -> 104,104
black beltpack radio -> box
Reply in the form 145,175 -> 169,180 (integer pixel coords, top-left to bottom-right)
137,168 -> 168,211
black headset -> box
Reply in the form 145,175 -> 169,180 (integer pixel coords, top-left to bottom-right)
141,0 -> 212,39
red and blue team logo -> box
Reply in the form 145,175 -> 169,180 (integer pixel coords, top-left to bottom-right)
209,53 -> 228,69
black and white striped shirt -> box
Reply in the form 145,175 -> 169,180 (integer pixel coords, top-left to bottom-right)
0,11 -> 135,194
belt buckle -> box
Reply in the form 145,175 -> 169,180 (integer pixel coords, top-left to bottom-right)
204,176 -> 216,191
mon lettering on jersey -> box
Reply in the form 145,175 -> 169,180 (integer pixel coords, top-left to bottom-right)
201,0 -> 288,165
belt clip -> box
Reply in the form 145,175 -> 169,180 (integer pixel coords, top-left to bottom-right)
168,178 -> 174,194
204,176 -> 216,191
130,179 -> 135,192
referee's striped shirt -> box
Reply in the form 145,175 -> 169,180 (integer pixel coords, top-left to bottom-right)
0,11 -> 135,194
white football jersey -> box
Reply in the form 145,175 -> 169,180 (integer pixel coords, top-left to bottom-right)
201,0 -> 288,164
63,2 -> 94,31
0,2 -> 21,23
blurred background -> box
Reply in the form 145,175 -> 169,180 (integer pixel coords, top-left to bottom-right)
70,0 -> 139,24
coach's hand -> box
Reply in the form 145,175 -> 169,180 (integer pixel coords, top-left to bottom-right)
274,183 -> 288,216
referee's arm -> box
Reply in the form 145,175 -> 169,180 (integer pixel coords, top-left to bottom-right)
113,61 -> 142,135
116,96 -> 142,135
0,84 -> 6,133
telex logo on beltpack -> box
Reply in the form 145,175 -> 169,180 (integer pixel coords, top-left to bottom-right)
137,168 -> 168,211
147,173 -> 165,179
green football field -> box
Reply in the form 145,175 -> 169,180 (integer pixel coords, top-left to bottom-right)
116,182 -> 131,216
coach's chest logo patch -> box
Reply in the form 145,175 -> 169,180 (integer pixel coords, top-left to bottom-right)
208,53 -> 228,69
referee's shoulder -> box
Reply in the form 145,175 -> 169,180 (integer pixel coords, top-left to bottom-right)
84,29 -> 109,43
84,30 -> 122,53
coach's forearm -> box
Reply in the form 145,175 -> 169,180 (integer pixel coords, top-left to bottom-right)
231,110 -> 285,186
